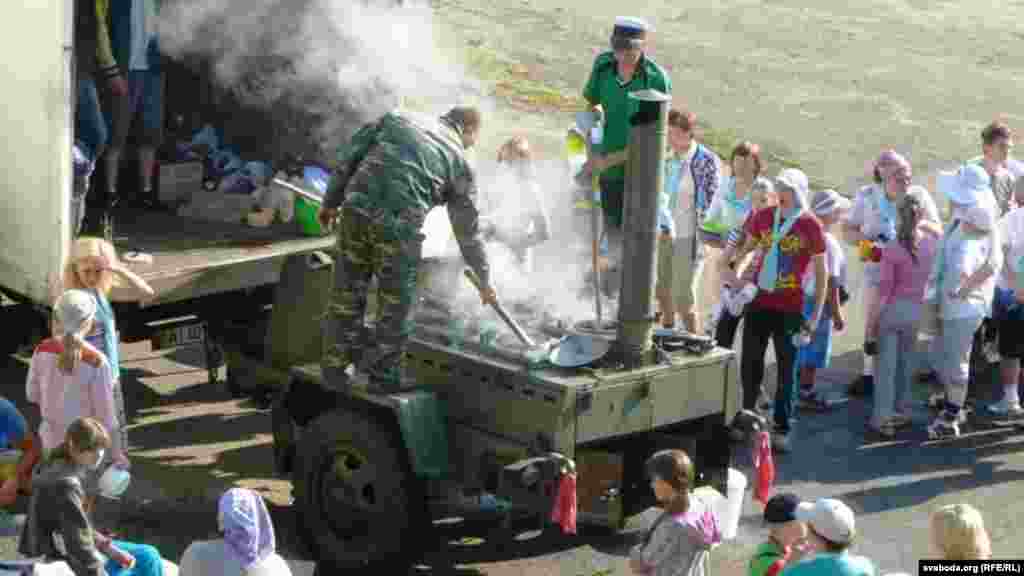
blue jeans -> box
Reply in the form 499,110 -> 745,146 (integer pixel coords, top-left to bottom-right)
797,297 -> 833,370
75,77 -> 108,161
104,541 -> 163,576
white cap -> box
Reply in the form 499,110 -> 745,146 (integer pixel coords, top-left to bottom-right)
963,203 -> 996,232
795,498 -> 856,544
614,16 -> 650,33
811,188 -> 852,217
54,289 -> 97,336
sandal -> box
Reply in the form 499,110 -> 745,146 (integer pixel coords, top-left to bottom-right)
888,414 -> 912,428
867,422 -> 897,439
800,392 -> 832,412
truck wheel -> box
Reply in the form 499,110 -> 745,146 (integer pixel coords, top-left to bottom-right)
293,406 -> 426,570
225,366 -> 244,398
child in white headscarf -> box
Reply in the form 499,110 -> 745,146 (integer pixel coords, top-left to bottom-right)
179,488 -> 292,576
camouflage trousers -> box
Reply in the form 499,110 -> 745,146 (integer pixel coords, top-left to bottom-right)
323,205 -> 424,391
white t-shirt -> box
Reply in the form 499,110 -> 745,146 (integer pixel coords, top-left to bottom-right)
179,540 -> 293,576
803,232 -> 846,297
667,142 -> 699,238
845,184 -> 941,284
997,207 -> 1024,290
936,224 -> 1002,319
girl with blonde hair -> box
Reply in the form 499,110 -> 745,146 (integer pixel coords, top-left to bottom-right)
62,236 -> 154,431
931,503 -> 992,560
25,289 -> 128,469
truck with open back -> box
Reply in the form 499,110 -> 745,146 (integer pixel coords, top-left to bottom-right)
0,1 -> 336,383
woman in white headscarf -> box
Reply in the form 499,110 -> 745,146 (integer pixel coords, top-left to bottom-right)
179,488 -> 291,576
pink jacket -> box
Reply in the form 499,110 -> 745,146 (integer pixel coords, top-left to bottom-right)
25,339 -> 124,462
878,235 -> 938,311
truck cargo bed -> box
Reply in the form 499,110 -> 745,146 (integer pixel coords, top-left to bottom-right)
109,209 -> 334,305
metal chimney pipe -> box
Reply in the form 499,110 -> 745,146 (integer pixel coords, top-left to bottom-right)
616,89 -> 670,369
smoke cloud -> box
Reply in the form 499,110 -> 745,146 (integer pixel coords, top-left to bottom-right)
157,0 -> 483,159
158,0 -> 603,333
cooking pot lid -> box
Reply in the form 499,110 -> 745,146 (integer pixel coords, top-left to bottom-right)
549,334 -> 611,368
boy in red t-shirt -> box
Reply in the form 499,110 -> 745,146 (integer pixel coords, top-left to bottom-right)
725,169 -> 828,453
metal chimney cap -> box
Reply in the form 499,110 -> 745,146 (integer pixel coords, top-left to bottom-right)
627,89 -> 671,103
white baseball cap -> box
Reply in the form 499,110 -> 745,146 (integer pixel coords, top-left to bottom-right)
54,289 -> 97,336
938,164 -> 991,207
811,188 -> 852,217
795,498 -> 856,544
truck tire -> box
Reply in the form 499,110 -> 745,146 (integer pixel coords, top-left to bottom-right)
225,366 -> 244,398
292,405 -> 427,570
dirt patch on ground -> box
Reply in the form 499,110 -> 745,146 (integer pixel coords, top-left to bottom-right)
438,0 -> 1024,190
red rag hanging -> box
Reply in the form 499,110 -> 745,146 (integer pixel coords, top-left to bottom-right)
752,431 -> 775,506
549,473 -> 578,535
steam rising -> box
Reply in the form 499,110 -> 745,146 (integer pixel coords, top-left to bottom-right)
158,0 -> 603,332
423,158 -> 606,326
157,0 -> 480,156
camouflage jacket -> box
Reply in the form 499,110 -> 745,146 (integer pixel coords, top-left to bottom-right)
325,111 -> 491,286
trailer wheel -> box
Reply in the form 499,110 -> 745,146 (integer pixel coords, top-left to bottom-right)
225,366 -> 244,398
293,406 -> 426,570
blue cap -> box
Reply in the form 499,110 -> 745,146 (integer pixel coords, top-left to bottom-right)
938,164 -> 991,207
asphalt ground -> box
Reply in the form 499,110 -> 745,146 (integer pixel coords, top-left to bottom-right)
1,339 -> 1023,574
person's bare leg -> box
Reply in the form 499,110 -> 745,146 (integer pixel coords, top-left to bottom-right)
657,290 -> 675,328
104,147 -> 122,206
139,145 -> 157,205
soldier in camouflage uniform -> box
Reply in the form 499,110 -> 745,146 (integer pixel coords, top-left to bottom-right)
318,106 -> 498,393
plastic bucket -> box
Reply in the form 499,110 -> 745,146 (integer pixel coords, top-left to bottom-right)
722,467 -> 747,539
295,195 -> 325,237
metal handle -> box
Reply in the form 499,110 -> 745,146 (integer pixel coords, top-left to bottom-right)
464,268 -> 483,291
463,268 -> 536,348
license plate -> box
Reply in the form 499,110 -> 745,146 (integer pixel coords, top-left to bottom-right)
153,322 -> 206,350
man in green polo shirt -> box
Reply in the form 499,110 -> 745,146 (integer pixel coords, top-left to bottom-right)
582,16 -> 672,265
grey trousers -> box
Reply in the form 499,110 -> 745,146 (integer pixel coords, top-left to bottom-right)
873,300 -> 920,427
938,315 -> 985,410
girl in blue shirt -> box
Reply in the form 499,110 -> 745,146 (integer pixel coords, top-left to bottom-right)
62,237 -> 154,450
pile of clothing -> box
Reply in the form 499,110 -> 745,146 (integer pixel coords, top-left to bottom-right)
169,125 -> 328,227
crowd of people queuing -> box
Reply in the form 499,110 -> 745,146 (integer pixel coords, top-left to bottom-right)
580,15 -> 1015,574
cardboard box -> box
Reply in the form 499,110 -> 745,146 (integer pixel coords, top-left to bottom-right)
158,161 -> 204,205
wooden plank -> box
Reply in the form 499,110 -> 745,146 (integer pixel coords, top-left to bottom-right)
107,210 -> 333,303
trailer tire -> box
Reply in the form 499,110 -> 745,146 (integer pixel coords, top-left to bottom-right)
225,366 -> 244,398
293,405 -> 427,571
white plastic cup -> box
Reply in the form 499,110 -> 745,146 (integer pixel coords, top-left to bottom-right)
722,468 -> 747,540
98,467 -> 131,499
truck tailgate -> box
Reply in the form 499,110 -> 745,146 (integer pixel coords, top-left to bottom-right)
109,210 -> 334,305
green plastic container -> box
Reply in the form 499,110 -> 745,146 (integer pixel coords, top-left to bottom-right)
294,194 -> 325,237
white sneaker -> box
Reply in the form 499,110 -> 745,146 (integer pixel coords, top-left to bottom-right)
986,398 -> 1024,418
